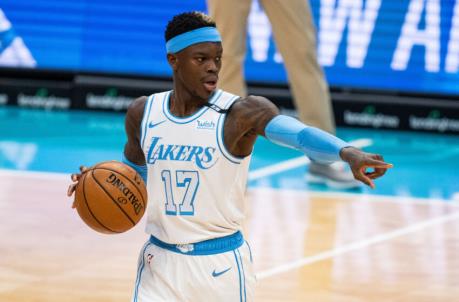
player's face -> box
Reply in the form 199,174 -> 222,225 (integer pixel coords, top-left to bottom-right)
173,42 -> 222,100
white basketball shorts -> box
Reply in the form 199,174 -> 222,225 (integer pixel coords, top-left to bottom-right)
131,231 -> 256,302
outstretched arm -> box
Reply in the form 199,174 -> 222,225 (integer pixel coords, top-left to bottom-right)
262,114 -> 392,188
227,95 -> 392,188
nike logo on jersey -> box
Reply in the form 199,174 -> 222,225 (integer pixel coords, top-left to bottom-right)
212,267 -> 231,277
149,120 -> 166,128
146,136 -> 218,170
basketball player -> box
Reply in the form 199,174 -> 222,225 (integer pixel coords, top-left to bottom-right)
67,12 -> 392,301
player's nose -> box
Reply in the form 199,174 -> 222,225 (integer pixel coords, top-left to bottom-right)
206,60 -> 218,73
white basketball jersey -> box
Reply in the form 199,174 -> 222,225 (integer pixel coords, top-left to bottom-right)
140,90 -> 251,244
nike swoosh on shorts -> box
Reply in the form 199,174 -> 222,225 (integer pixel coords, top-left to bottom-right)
212,267 -> 232,277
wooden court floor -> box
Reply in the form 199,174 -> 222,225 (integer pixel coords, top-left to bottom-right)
1,171 -> 459,302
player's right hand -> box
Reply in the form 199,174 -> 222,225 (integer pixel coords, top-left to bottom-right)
340,147 -> 393,189
67,165 -> 89,208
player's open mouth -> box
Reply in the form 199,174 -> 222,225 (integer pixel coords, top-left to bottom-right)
203,79 -> 217,92
203,81 -> 217,92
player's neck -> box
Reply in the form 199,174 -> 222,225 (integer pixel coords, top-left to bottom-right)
170,86 -> 207,118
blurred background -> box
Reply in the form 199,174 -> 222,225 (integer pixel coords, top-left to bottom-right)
1,1 -> 459,301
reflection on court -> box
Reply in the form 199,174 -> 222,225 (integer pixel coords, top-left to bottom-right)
249,188 -> 459,301
1,172 -> 458,301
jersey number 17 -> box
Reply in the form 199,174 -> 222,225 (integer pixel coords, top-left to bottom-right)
161,170 -> 199,216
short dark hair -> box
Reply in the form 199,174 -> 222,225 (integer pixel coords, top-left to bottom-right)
165,11 -> 216,42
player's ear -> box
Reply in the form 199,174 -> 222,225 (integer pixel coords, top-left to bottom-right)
167,53 -> 178,71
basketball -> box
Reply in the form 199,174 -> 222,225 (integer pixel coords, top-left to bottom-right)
74,161 -> 148,234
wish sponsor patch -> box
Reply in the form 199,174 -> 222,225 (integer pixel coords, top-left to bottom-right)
196,119 -> 215,130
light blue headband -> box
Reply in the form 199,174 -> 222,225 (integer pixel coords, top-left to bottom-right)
166,26 -> 222,54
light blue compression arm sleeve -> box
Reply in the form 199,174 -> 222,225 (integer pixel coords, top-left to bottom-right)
122,154 -> 148,183
265,115 -> 350,164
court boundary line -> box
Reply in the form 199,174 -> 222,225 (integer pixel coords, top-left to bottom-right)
249,186 -> 459,207
0,169 -> 69,180
1,169 -> 457,206
257,210 -> 459,280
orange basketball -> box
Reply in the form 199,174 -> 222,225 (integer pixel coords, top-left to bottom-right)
74,161 -> 148,234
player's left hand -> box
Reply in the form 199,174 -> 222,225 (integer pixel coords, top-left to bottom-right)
339,147 -> 393,189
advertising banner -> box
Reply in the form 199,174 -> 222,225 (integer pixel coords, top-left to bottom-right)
1,0 -> 459,96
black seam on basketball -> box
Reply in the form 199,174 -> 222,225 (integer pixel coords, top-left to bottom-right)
92,167 -> 146,206
82,171 -> 119,233
91,170 -> 136,226
94,167 -> 146,204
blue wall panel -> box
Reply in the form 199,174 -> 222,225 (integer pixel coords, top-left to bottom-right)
1,0 -> 459,96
